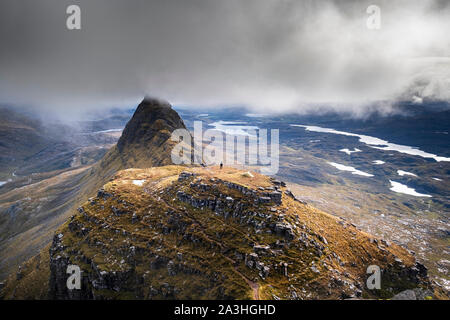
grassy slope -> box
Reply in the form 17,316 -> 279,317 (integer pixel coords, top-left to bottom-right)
1,244 -> 51,299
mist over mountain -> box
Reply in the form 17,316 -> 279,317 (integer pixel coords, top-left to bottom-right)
1,0 -> 449,118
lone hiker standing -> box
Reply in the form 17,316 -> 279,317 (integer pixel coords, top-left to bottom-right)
220,162 -> 223,170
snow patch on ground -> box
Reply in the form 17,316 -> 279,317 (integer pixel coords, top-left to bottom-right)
328,162 -> 374,177
373,160 -> 385,165
209,121 -> 259,137
290,124 -> 450,162
242,171 -> 254,178
92,129 -> 123,134
132,180 -> 146,186
389,180 -> 432,197
340,148 -> 361,155
245,113 -> 268,117
432,177 -> 443,181
397,170 -> 418,177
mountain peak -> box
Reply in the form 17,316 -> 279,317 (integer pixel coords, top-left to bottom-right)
117,97 -> 184,153
142,95 -> 171,106
93,97 -> 189,181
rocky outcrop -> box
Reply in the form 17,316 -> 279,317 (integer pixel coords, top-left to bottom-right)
46,166 -> 436,300
391,288 -> 434,300
49,233 -> 93,300
175,175 -> 295,238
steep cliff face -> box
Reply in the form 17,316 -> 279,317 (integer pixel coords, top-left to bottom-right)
47,166 -> 433,300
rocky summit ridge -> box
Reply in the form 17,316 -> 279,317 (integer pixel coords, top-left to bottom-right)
47,166 -> 433,300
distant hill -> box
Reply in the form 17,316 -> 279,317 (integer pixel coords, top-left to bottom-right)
0,107 -> 54,179
0,107 -> 119,181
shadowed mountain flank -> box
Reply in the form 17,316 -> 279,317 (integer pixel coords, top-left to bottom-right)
115,97 -> 187,169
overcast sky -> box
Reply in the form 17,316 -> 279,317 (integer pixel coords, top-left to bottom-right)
0,0 -> 449,118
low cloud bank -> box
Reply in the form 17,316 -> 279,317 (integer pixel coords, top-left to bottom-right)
0,0 -> 449,119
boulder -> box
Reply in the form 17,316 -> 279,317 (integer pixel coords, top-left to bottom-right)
391,290 -> 416,300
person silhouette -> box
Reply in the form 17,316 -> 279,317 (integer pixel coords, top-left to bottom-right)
220,162 -> 223,169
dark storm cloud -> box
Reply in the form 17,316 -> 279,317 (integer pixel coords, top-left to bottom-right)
0,0 -> 449,118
